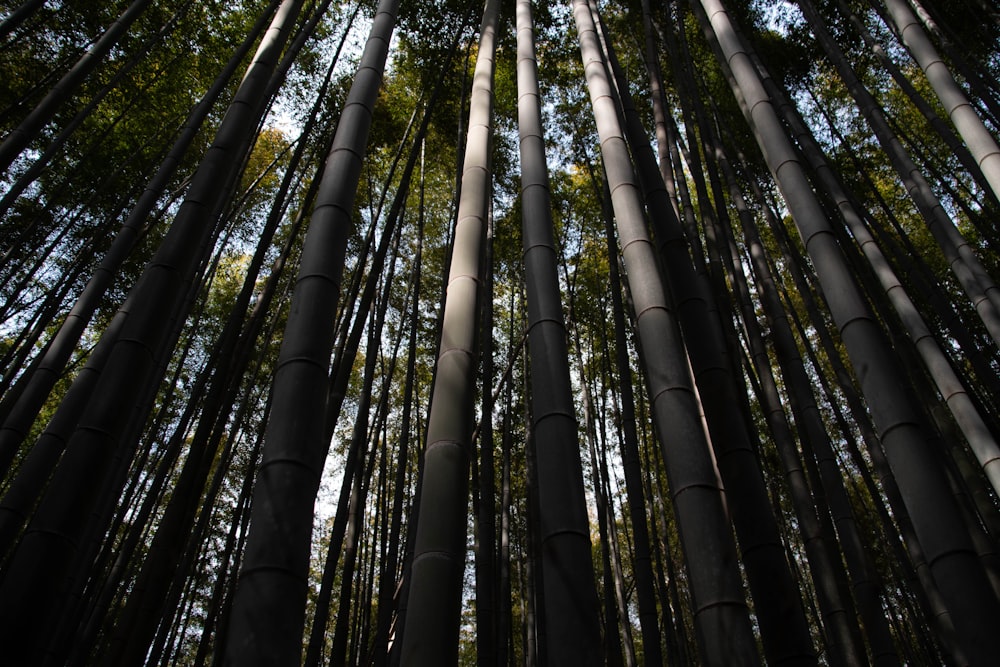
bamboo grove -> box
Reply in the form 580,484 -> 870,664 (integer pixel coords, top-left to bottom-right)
0,0 -> 999,663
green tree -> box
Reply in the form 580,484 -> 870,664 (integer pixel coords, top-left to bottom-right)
1,1 -> 998,664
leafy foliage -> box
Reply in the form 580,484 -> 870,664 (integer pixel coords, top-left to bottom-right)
1,0 -> 999,663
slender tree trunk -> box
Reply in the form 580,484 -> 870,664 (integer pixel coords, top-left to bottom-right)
794,0 -> 1000,345
0,0 -> 283,474
0,0 -> 155,173
401,0 -> 499,660
597,5 -> 818,662
638,0 -> 679,218
715,135 -> 900,666
372,196 -> 425,666
0,0 -> 46,38
880,0 -> 1000,204
697,2 -> 1000,663
476,190 -> 497,667
574,2 -> 761,663
577,337 -> 623,667
752,42 -> 1000,500
523,412 -> 543,667
598,421 -> 638,667
515,1 -> 602,662
0,0 -> 304,614
587,122 -> 664,667
222,0 -> 399,662
497,294 -> 516,667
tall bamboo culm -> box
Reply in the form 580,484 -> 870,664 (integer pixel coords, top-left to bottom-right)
697,1 -> 1000,663
222,0 -> 401,662
400,0 -> 500,662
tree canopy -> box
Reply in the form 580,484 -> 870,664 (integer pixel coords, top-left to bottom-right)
1,0 -> 999,664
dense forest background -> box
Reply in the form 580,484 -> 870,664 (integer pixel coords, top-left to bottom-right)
1,0 -> 999,664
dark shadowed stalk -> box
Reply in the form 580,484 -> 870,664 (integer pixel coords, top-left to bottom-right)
0,3 -> 306,661
595,3 -> 817,661
749,39 -> 1000,500
573,1 -> 761,663
515,0 -> 602,663
222,0 -> 400,662
698,1 -> 1000,662
0,0 -> 155,173
881,0 -> 1000,203
794,0 -> 1000,346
